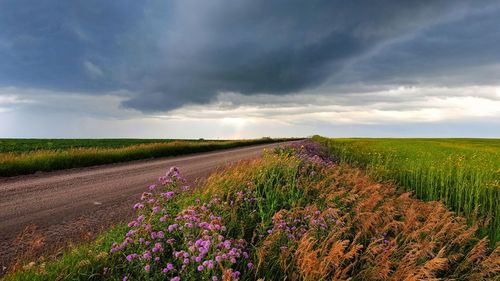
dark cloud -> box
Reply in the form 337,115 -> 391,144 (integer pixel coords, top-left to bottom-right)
329,3 -> 500,88
0,0 -> 157,91
124,0 -> 482,111
1,0 -> 499,112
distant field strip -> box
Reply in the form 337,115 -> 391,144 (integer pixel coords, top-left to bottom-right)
313,136 -> 500,243
0,139 -> 183,153
0,138 -> 285,177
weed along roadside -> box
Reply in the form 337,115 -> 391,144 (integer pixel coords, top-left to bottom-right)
4,140 -> 499,280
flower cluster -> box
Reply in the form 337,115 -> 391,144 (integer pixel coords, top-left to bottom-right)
368,231 -> 394,254
269,207 -> 341,241
111,167 -> 186,253
289,140 -> 338,166
166,202 -> 252,280
110,167 -> 252,280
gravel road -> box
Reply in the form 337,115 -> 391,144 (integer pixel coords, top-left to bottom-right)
0,142 -> 288,273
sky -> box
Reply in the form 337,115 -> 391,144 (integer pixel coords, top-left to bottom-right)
1,0 -> 500,139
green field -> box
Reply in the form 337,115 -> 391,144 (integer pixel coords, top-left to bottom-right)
0,139 -> 186,153
0,138 -> 283,177
313,136 -> 500,243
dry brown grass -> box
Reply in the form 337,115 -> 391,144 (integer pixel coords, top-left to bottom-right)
8,225 -> 46,272
258,164 -> 500,280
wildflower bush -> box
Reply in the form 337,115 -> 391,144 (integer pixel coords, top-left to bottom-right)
5,140 -> 499,280
107,167 -> 255,281
105,146 -> 326,280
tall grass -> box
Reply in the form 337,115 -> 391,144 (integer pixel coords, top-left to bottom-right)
0,139 -> 284,177
5,141 -> 498,280
313,136 -> 500,243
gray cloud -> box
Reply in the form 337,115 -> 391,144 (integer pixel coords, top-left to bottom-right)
1,0 -> 500,114
328,3 -> 500,88
125,0 -> 495,111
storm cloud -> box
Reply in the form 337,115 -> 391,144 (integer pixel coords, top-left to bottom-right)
122,0 -> 500,111
1,1 -> 500,138
1,0 -> 500,112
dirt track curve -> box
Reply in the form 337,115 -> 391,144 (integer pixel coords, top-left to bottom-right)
0,142 -> 290,273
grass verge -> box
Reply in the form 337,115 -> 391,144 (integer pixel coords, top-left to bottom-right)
4,140 -> 499,280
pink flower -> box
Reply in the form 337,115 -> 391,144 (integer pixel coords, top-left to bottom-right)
126,254 -> 134,262
162,191 -> 175,199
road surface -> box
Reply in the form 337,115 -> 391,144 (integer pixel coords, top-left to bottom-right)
0,141 -> 289,273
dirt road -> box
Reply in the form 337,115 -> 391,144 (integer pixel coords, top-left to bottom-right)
0,142 -> 288,272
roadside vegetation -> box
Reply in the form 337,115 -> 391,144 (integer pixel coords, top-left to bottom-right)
4,140 -> 498,280
0,138 -> 283,177
313,136 -> 500,244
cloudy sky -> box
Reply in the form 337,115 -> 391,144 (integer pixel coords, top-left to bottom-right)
1,0 -> 500,138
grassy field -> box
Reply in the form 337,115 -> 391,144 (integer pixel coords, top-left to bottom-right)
0,139 -> 187,153
4,141 -> 499,280
313,136 -> 500,243
0,138 -> 284,177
